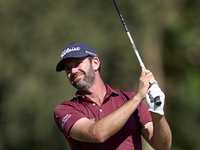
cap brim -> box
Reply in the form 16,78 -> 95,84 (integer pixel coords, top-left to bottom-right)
56,58 -> 67,72
56,55 -> 90,72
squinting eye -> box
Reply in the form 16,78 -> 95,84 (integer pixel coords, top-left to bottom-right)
64,68 -> 70,73
75,62 -> 81,67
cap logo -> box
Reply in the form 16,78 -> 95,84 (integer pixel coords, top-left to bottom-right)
85,50 -> 97,57
61,47 -> 81,58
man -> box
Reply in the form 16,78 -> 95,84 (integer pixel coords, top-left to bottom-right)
54,42 -> 172,150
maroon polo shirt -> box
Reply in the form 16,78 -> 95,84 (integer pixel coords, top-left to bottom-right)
54,83 -> 152,150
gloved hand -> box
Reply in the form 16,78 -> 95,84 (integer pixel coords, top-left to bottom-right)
146,84 -> 165,115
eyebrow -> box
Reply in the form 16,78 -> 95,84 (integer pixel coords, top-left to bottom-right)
64,57 -> 87,68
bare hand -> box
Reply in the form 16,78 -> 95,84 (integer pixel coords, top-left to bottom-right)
135,69 -> 155,100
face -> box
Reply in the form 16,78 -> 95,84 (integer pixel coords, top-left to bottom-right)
64,57 -> 96,91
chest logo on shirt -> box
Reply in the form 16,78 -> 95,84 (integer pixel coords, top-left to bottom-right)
61,114 -> 72,128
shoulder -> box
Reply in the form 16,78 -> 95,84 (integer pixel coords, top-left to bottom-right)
119,91 -> 136,100
54,98 -> 87,136
54,98 -> 79,114
119,91 -> 150,115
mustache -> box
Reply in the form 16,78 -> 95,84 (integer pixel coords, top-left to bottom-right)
71,72 -> 84,81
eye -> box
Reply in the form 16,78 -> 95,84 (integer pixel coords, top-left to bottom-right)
64,67 -> 71,73
75,61 -> 81,67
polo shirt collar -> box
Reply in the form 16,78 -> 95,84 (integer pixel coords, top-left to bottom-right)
104,83 -> 119,99
75,83 -> 119,103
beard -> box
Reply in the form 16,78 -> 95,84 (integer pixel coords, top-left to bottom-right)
71,65 -> 95,91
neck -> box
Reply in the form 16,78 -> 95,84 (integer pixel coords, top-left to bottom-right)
79,74 -> 106,106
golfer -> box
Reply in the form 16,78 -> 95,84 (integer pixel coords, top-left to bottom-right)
54,42 -> 172,150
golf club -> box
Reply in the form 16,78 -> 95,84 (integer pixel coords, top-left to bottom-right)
113,0 -> 161,106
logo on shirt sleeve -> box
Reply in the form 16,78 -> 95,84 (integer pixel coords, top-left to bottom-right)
90,118 -> 95,122
61,114 -> 72,128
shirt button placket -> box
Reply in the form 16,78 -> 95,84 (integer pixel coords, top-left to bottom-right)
99,108 -> 103,120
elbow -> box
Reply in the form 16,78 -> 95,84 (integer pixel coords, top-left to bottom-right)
91,129 -> 109,143
96,137 -> 107,143
93,133 -> 108,143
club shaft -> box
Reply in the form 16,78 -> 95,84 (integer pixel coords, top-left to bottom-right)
113,0 -> 146,70
113,0 -> 161,106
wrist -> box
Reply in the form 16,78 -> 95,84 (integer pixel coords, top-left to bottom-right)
150,111 -> 164,118
134,95 -> 143,102
148,108 -> 164,116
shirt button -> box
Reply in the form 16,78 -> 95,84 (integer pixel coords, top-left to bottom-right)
93,103 -> 95,106
100,109 -> 102,112
82,96 -> 85,98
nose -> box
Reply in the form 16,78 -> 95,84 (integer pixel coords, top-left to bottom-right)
71,66 -> 79,74
67,67 -> 78,80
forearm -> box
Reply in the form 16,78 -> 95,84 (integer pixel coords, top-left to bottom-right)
91,96 -> 142,142
70,95 -> 142,143
151,113 -> 172,150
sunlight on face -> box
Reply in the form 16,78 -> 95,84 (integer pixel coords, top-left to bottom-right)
64,57 -> 96,91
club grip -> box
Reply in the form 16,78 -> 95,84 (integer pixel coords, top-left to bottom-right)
154,96 -> 162,106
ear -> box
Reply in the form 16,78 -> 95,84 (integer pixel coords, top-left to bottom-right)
92,57 -> 100,71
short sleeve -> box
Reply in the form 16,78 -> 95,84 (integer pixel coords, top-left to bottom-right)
54,100 -> 86,137
137,101 -> 152,128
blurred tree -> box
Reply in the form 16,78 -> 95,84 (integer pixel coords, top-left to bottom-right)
163,0 -> 200,149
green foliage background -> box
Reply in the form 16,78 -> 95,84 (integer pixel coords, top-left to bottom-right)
0,0 -> 200,150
